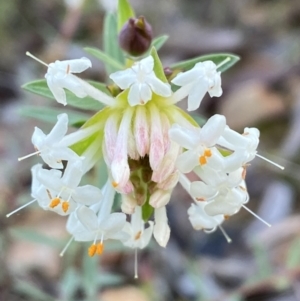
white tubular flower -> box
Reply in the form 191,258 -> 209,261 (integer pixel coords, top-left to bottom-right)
110,55 -> 171,106
37,160 -> 102,215
204,181 -> 249,217
29,113 -> 78,169
153,206 -> 170,247
149,189 -> 171,209
169,114 -> 226,173
171,60 -> 222,111
122,206 -> 154,249
45,57 -> 92,105
73,181 -> 128,256
218,126 -> 260,172
188,202 -> 224,231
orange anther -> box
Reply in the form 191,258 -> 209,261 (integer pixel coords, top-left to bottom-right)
134,231 -> 142,241
49,198 -> 60,208
196,197 -> 205,202
224,215 -> 230,220
62,201 -> 69,213
199,156 -> 207,165
88,244 -> 97,257
96,242 -> 104,255
204,149 -> 212,157
112,181 -> 118,188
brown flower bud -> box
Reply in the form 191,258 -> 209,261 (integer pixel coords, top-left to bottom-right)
119,16 -> 153,56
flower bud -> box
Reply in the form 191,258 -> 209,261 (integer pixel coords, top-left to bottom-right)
119,16 -> 153,56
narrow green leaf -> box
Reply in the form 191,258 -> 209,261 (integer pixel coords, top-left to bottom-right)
170,53 -> 240,73
150,47 -> 168,83
14,279 -> 57,301
19,106 -> 90,126
22,79 -> 107,111
151,35 -> 169,52
9,227 -> 63,248
84,47 -> 125,70
117,0 -> 135,32
286,238 -> 300,269
103,13 -> 125,74
61,268 -> 81,300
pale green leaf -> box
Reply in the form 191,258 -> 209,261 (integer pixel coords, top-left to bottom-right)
84,47 -> 124,70
117,0 -> 135,32
150,47 -> 168,83
22,79 -> 108,111
19,106 -> 90,126
9,227 -> 64,248
151,35 -> 169,52
103,13 -> 125,74
170,53 -> 240,73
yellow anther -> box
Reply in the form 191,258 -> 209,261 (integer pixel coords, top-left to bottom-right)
204,149 -> 212,157
199,156 -> 207,165
96,242 -> 104,255
224,215 -> 230,220
62,201 -> 69,213
134,231 -> 142,241
49,198 -> 61,208
88,244 -> 97,257
112,181 -> 118,188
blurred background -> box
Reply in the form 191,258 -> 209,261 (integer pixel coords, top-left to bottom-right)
1,0 -> 300,300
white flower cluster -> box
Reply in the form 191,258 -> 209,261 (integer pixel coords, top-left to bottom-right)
11,51 -> 283,277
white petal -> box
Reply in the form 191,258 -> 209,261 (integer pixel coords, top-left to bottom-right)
190,181 -> 217,200
172,68 -> 204,86
176,150 -> 199,173
139,84 -> 152,104
109,68 -> 136,89
46,113 -> 69,144
139,55 -> 154,73
187,79 -> 208,111
199,114 -> 226,146
128,83 -> 142,106
59,57 -> 92,73
31,127 -> 46,148
147,73 -> 172,97
153,206 -> 170,247
46,76 -> 67,105
76,206 -> 98,232
169,124 -> 200,150
62,160 -> 83,189
73,185 -> 102,205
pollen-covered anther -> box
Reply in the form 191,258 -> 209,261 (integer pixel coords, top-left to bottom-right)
112,181 -> 118,188
88,244 -> 97,257
62,201 -> 69,213
134,231 -> 142,241
196,197 -> 205,202
204,149 -> 212,157
224,215 -> 230,220
49,197 -> 61,208
96,242 -> 104,255
242,166 -> 247,180
199,155 -> 207,165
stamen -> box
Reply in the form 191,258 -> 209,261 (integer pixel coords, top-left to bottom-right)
26,51 -> 49,67
59,236 -> 74,257
49,198 -> 61,208
112,181 -> 118,188
255,153 -> 285,170
88,244 -> 97,257
62,201 -> 69,213
18,150 -> 41,161
218,225 -> 232,243
66,64 -> 70,74
242,205 -> 271,227
204,149 -> 212,157
134,231 -> 142,241
96,242 -> 104,255
199,156 -> 207,165
216,57 -> 231,70
134,248 -> 138,279
6,199 -> 37,218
